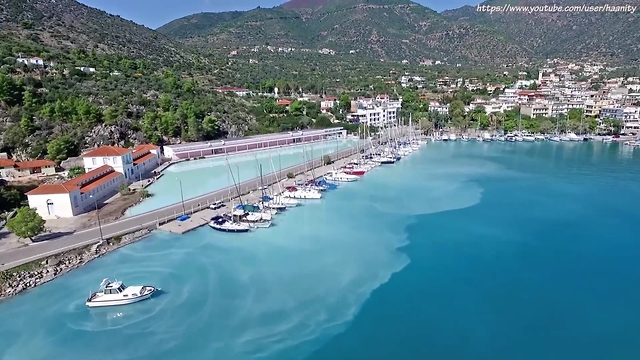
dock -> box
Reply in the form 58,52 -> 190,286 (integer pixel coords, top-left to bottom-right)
158,208 -> 218,234
155,148 -> 369,235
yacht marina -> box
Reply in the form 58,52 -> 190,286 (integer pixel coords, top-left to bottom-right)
159,123 -> 428,236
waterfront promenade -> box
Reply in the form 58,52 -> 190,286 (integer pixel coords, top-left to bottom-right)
0,146 -> 363,271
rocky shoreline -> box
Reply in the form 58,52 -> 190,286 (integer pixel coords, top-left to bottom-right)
0,228 -> 152,301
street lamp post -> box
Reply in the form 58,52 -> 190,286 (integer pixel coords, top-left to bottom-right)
177,178 -> 186,215
90,195 -> 104,242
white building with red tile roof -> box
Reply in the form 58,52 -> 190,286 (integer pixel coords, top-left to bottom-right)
82,145 -> 160,183
0,159 -> 56,178
25,145 -> 161,218
26,165 -> 126,218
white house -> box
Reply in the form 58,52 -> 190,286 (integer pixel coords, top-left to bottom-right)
83,146 -> 135,181
17,57 -> 45,66
26,165 -> 125,218
82,145 -> 160,183
320,96 -> 338,111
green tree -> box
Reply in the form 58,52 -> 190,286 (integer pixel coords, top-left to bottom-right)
47,136 -> 78,164
314,115 -> 333,128
289,100 -> 303,116
0,187 -> 23,211
202,116 -> 220,139
7,207 -> 46,241
68,166 -> 86,178
338,94 -> 351,113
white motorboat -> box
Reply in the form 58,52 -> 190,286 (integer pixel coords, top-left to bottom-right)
86,279 -> 157,308
372,156 -> 395,164
324,170 -> 359,182
448,134 -> 457,141
496,136 -> 506,142
441,134 -> 449,141
505,134 -> 515,142
534,135 -> 546,141
602,136 -> 613,143
261,200 -> 287,211
461,134 -> 469,142
560,135 -> 571,141
549,136 -> 561,142
209,215 -> 251,232
282,186 -> 322,199
523,135 -> 535,142
482,132 -> 493,142
515,135 -> 524,142
232,210 -> 272,228
271,195 -> 299,207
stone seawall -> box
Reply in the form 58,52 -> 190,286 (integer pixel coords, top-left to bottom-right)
0,229 -> 151,301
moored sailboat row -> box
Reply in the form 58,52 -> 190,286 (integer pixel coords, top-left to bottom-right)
208,120 -> 426,234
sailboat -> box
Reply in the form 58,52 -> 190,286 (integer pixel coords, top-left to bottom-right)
268,152 -> 299,207
515,112 -> 524,142
208,160 -> 251,233
549,117 -> 561,142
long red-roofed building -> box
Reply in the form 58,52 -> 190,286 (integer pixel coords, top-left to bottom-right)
26,144 -> 161,218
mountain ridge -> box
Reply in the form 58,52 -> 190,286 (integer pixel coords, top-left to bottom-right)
0,0 -> 203,66
156,0 -> 638,64
157,0 -> 528,64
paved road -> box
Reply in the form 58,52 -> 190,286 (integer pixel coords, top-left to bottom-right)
0,146 -> 362,271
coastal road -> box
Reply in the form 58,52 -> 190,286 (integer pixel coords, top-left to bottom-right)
0,146 -> 363,271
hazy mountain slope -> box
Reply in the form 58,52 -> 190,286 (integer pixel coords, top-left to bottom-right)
157,0 -> 529,64
0,0 -> 200,65
443,0 -> 639,63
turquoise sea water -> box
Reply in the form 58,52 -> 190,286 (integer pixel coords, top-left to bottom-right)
1,141 -> 639,360
127,139 -> 358,216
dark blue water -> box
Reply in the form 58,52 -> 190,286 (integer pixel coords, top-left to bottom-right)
309,141 -> 640,360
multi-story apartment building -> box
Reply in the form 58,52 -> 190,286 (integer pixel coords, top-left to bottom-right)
347,97 -> 402,127
521,102 -> 552,118
600,106 -> 640,130
584,100 -> 614,118
467,100 -> 516,114
429,102 -> 449,115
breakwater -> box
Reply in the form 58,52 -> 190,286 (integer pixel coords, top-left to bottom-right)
0,229 -> 151,301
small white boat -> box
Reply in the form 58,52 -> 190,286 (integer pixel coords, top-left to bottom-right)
523,135 -> 535,142
441,134 -> 449,141
515,136 -> 524,142
482,132 -> 493,142
86,279 -> 157,308
461,135 -> 469,142
324,170 -> 359,182
448,134 -> 457,141
549,136 -> 561,142
602,136 -> 613,143
534,135 -> 545,141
